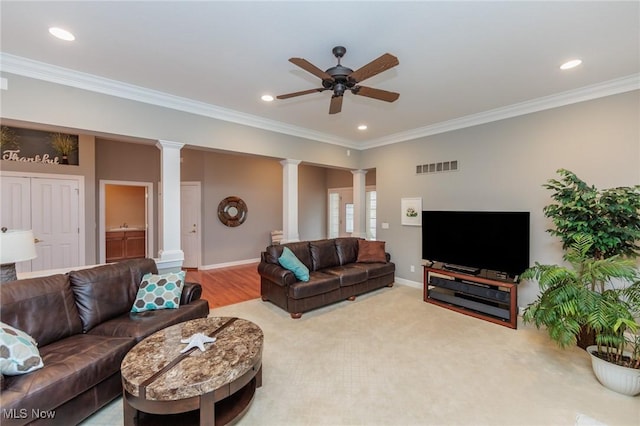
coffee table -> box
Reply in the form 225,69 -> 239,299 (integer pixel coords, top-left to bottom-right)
121,317 -> 263,426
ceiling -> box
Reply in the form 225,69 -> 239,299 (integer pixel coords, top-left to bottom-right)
1,1 -> 639,149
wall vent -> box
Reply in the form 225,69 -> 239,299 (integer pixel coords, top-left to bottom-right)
416,160 -> 458,175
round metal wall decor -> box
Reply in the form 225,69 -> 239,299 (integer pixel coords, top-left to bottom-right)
217,196 -> 248,227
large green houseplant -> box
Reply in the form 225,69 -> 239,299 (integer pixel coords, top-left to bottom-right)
542,169 -> 640,260
523,234 -> 640,395
523,169 -> 640,395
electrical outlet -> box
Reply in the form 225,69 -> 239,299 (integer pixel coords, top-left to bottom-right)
410,265 -> 415,272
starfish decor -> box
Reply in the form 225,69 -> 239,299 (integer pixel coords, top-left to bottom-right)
180,333 -> 217,353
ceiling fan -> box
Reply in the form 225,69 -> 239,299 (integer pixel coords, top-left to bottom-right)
277,46 -> 400,114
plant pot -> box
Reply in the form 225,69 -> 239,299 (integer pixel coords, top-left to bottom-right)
586,345 -> 640,396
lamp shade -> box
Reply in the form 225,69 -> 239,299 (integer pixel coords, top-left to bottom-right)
0,229 -> 37,264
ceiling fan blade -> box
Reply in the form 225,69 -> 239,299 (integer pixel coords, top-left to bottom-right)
352,86 -> 400,102
349,53 -> 399,83
289,58 -> 333,81
276,88 -> 327,100
329,96 -> 343,114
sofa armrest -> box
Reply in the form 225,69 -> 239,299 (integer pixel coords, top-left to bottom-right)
180,281 -> 202,305
258,262 -> 296,287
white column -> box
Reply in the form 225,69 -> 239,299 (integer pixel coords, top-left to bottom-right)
156,140 -> 184,271
352,169 -> 368,239
281,159 -> 301,243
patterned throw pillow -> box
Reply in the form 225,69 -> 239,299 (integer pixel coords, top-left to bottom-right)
0,322 -> 44,376
131,271 -> 185,313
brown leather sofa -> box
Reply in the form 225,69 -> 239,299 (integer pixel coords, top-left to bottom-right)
0,258 -> 209,426
258,237 -> 395,318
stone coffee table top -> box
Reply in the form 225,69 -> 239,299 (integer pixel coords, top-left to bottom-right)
121,317 -> 263,401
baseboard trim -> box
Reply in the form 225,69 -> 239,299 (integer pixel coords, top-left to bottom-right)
199,258 -> 260,270
394,276 -> 422,289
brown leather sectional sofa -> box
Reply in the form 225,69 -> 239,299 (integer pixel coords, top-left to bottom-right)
258,237 -> 395,318
0,259 -> 209,426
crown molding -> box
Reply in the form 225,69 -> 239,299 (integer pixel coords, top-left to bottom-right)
361,73 -> 640,149
1,53 -> 637,151
0,53 -> 357,148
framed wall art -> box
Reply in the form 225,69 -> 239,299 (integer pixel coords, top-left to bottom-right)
401,197 -> 422,226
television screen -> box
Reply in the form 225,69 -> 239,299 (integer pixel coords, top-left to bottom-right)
421,211 -> 530,278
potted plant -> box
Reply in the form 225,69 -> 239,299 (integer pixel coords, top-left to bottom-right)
49,132 -> 78,164
523,234 -> 640,395
523,169 -> 640,396
540,169 -> 640,347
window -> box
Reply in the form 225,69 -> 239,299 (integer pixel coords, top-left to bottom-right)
345,203 -> 354,233
366,190 -> 377,240
328,192 -> 340,238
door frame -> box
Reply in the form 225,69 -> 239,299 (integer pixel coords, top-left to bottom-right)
98,180 -> 154,264
0,170 -> 86,268
181,181 -> 202,269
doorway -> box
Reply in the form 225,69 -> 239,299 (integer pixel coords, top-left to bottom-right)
98,180 -> 154,263
327,186 -> 377,240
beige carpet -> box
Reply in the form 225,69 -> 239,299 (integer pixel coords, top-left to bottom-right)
82,284 -> 639,426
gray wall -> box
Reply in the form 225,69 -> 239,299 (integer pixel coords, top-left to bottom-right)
362,91 -> 640,307
200,151 -> 282,264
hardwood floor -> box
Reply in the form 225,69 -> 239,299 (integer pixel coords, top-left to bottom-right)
185,263 -> 261,309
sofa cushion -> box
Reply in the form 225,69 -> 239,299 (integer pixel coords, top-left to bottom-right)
310,239 -> 340,271
131,271 -> 185,312
288,272 -> 340,299
353,262 -> 396,279
323,265 -> 368,287
356,240 -> 387,263
89,299 -> 210,342
266,241 -> 312,270
120,258 -> 159,299
278,247 -> 310,281
0,274 -> 82,347
335,238 -> 360,265
70,263 -> 135,333
0,322 -> 43,376
0,334 -> 134,415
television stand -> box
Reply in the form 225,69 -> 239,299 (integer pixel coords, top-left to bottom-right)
424,266 -> 518,329
443,263 -> 480,275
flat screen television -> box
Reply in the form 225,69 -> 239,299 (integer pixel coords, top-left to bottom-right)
421,210 -> 530,278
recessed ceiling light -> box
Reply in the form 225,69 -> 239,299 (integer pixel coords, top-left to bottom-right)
357,124 -> 368,131
261,95 -> 274,102
560,59 -> 582,70
49,27 -> 75,41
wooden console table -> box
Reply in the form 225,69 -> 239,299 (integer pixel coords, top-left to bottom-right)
424,266 -> 518,329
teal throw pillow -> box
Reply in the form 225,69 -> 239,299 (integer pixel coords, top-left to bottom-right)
0,322 -> 44,376
131,271 -> 185,313
279,247 -> 310,281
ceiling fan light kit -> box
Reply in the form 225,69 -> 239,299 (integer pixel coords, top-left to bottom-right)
277,46 -> 400,114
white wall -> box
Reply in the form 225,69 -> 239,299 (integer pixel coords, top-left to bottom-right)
362,91 -> 640,307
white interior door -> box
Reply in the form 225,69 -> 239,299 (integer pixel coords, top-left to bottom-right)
1,176 -> 32,273
181,182 -> 201,268
30,178 -> 80,270
1,174 -> 81,272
